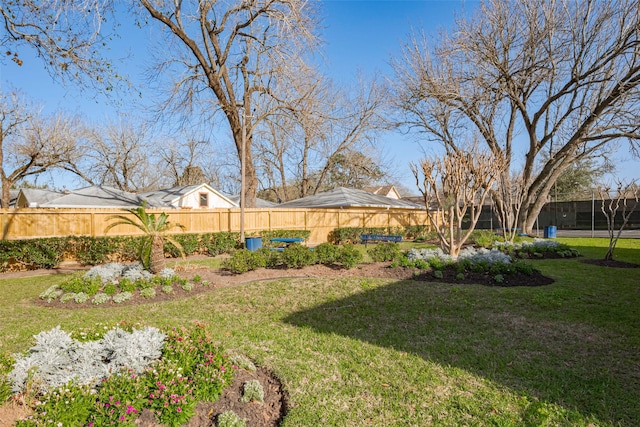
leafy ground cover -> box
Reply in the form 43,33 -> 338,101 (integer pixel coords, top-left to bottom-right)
0,238 -> 638,426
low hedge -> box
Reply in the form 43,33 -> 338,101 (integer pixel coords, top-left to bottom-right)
0,230 -> 310,272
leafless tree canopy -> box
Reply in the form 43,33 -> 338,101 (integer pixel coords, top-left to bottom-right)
137,0 -> 319,207
411,147 -> 504,257
78,119 -> 162,192
393,0 -> 640,234
0,90 -> 85,207
254,67 -> 390,201
1,0 -> 118,89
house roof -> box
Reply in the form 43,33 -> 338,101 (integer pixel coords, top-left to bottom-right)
362,185 -> 400,197
139,183 -> 235,207
277,187 -> 424,209
227,195 -> 278,208
39,185 -> 162,209
16,188 -> 65,207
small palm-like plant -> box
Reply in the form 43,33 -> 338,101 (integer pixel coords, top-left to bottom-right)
105,203 -> 185,273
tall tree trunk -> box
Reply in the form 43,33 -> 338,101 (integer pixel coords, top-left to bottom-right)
149,235 -> 166,274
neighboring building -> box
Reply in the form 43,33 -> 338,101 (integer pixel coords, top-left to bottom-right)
34,186 -> 156,209
362,185 -> 402,200
140,183 -> 236,209
227,194 -> 278,208
277,187 -> 424,210
15,188 -> 65,208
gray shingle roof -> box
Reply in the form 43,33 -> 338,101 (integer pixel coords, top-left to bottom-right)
277,187 -> 424,209
227,195 -> 278,208
39,186 -> 166,208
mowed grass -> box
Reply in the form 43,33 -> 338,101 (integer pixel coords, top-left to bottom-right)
1,238 -> 639,426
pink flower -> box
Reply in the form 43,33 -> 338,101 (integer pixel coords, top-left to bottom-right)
176,407 -> 182,413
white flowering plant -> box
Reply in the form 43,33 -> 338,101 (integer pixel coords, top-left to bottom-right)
39,263 -> 203,305
2,323 -> 239,426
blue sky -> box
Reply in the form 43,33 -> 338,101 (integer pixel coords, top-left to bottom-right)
2,0 -> 638,193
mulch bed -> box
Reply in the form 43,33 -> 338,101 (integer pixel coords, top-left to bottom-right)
134,367 -> 287,427
579,258 -> 640,268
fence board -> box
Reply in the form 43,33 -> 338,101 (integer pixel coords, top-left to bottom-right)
0,207 -> 428,243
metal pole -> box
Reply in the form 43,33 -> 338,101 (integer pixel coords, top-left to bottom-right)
240,108 -> 246,248
591,190 -> 595,238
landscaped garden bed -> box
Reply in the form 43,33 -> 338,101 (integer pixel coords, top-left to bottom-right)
1,237 -> 638,426
0,323 -> 286,427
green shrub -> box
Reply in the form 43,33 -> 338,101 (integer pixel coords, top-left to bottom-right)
367,242 -> 401,262
118,278 -> 136,293
60,276 -> 88,294
205,232 -> 239,256
256,247 -> 281,268
433,270 -> 444,279
281,244 -> 316,268
336,244 -> 363,269
103,282 -> 118,296
84,278 -> 102,296
165,234 -> 201,257
73,236 -> 119,265
314,243 -> 339,265
494,274 -> 505,283
118,236 -> 144,262
223,249 -> 266,274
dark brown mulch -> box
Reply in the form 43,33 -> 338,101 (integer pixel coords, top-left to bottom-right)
579,258 -> 640,268
134,367 -> 287,427
412,267 -> 555,287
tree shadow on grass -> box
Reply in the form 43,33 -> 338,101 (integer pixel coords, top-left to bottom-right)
284,279 -> 639,425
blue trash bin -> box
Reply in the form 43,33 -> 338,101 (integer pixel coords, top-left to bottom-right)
245,237 -> 262,251
544,226 -> 557,238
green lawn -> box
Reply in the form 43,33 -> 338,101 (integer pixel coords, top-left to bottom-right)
2,238 -> 639,426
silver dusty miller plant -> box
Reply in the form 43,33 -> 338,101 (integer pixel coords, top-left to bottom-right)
8,326 -> 166,393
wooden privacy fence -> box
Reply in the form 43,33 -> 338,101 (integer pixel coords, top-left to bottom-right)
0,208 -> 430,244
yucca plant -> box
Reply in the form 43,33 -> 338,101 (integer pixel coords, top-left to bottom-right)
105,203 -> 185,273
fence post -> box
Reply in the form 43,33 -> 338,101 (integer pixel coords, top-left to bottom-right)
591,191 -> 595,238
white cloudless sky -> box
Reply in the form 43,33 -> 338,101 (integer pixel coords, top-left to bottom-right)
2,0 -> 638,194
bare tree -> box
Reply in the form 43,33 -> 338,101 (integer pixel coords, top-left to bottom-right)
255,69 -> 389,200
79,118 -> 161,192
596,180 -> 639,261
159,139 -> 222,188
1,0 -> 118,88
411,147 -> 504,257
0,91 -> 85,207
492,170 -> 527,243
393,0 -> 640,235
137,0 -> 318,208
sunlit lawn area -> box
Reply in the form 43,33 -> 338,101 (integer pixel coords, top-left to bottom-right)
1,238 -> 639,426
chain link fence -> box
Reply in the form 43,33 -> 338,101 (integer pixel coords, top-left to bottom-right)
475,190 -> 640,232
